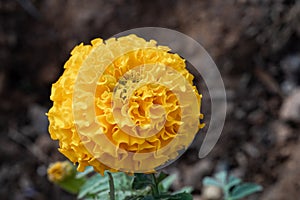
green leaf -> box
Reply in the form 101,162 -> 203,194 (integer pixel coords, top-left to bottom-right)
230,183 -> 263,200
172,186 -> 193,195
78,174 -> 106,198
156,172 -> 169,184
124,196 -> 144,200
124,196 -> 141,200
78,172 -> 136,199
112,172 -> 134,190
92,191 -> 109,200
226,175 -> 242,189
141,196 -> 155,200
156,192 -> 193,200
215,171 -> 227,185
159,174 -> 177,192
95,190 -> 137,200
132,174 -> 153,190
203,177 -> 222,188
169,192 -> 193,200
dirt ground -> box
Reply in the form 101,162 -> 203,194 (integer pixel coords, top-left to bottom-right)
1,0 -> 300,199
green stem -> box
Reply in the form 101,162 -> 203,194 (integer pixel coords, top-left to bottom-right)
151,173 -> 160,196
224,185 -> 231,200
107,172 -> 115,200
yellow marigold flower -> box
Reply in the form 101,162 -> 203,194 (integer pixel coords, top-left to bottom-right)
47,161 -> 74,183
48,35 -> 204,174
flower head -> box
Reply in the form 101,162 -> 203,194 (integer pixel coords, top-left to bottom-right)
47,161 -> 75,183
48,35 -> 204,174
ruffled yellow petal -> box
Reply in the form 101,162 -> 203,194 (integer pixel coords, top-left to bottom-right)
48,34 -> 204,174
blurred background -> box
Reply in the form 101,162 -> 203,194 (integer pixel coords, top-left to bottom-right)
1,0 -> 300,199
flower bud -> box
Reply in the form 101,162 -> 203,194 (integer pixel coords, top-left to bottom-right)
47,161 -> 75,183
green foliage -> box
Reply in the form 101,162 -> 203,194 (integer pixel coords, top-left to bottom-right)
230,183 -> 263,200
50,164 -> 192,200
78,171 -> 144,200
158,174 -> 177,192
203,171 -> 263,200
54,165 -> 86,194
129,172 -> 193,200
57,176 -> 86,194
49,163 -> 262,200
132,174 -> 153,190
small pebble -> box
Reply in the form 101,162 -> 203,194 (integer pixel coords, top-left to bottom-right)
202,185 -> 222,200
